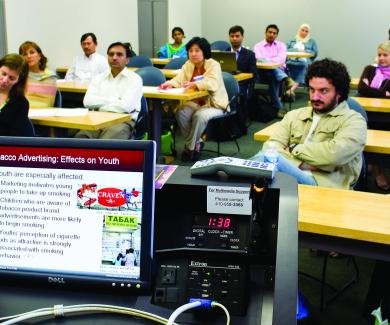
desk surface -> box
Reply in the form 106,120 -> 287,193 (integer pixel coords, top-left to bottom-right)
29,110 -> 131,130
350,78 -> 359,90
299,184 -> 390,245
286,52 -> 314,58
57,81 -> 88,93
56,82 -> 209,101
256,62 -> 282,69
150,57 -> 170,65
253,123 -> 390,154
142,86 -> 208,101
159,68 -> 253,82
352,96 -> 390,113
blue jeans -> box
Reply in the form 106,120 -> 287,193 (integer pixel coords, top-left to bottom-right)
251,150 -> 317,185
257,68 -> 287,109
286,59 -> 308,84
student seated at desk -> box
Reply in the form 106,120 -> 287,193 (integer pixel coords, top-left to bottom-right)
358,41 -> 390,99
157,27 -> 187,59
286,23 -> 318,100
253,24 -> 294,118
159,37 -> 228,162
19,41 -> 57,108
65,32 -> 109,84
358,40 -> 390,190
0,54 -> 30,136
74,42 -> 142,140
252,59 -> 367,189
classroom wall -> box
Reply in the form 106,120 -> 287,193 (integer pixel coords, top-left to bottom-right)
167,0 -> 202,44
200,0 -> 390,77
4,0 -> 139,70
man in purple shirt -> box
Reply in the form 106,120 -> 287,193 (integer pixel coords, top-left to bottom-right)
253,24 -> 294,117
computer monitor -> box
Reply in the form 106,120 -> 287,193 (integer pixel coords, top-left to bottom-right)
0,137 -> 155,293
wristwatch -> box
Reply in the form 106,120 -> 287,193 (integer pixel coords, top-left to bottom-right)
289,143 -> 298,153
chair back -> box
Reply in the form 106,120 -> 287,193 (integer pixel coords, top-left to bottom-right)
222,72 -> 240,112
133,96 -> 148,140
127,55 -> 153,68
164,57 -> 187,69
347,97 -> 368,122
211,40 -> 230,51
54,90 -> 62,108
346,98 -> 368,190
135,66 -> 166,86
19,118 -> 36,137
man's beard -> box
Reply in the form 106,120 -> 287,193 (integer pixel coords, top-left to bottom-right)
311,96 -> 339,114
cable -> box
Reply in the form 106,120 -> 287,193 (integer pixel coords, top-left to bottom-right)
211,301 -> 230,325
167,299 -> 230,325
0,304 -> 176,325
167,300 -> 201,325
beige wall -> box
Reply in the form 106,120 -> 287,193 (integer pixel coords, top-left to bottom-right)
200,0 -> 390,76
168,0 -> 202,44
4,0 -> 139,70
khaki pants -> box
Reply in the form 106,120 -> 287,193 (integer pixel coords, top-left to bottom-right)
74,120 -> 135,140
176,104 -> 223,150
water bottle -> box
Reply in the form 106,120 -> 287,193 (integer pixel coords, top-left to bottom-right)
264,142 -> 279,164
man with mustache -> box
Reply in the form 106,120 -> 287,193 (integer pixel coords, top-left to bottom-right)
252,58 -> 367,189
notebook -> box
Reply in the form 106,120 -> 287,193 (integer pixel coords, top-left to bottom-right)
211,51 -> 239,74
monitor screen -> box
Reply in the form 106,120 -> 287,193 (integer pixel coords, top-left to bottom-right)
0,137 -> 155,292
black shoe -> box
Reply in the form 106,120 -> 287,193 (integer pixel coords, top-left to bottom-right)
282,92 -> 295,103
181,149 -> 194,162
193,142 -> 204,161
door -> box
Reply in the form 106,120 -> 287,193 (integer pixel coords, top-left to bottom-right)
0,0 -> 6,56
138,0 -> 168,58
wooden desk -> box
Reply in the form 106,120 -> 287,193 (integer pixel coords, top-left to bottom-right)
56,82 -> 209,100
352,96 -> 390,113
350,78 -> 359,90
150,58 -> 170,65
56,67 -> 68,74
57,81 -> 88,93
286,52 -> 314,59
29,110 -> 131,131
253,123 -> 390,155
256,62 -> 282,69
142,86 -> 208,101
299,184 -> 390,244
233,72 -> 254,82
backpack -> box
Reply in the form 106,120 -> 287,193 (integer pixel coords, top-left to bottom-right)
248,90 -> 278,122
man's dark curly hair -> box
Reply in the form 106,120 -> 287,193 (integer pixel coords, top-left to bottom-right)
305,58 -> 351,102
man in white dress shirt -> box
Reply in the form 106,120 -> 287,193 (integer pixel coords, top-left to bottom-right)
74,42 -> 143,139
65,33 -> 108,83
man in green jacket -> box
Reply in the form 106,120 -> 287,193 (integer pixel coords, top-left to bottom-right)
252,58 -> 367,189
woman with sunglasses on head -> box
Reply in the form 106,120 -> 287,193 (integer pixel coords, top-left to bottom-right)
19,41 -> 57,108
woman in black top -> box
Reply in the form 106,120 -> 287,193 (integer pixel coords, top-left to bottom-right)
0,53 -> 30,136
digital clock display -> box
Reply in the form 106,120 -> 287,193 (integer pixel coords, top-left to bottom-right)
193,215 -> 235,229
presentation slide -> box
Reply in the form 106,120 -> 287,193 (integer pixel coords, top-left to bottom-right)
0,146 -> 145,279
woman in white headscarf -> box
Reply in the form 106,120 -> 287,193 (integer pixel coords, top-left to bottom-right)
286,24 -> 318,99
